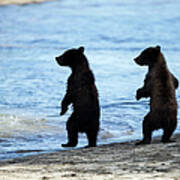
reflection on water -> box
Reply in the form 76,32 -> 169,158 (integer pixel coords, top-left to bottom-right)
0,0 -> 180,159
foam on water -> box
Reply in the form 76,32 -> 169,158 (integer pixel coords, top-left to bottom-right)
0,113 -> 60,138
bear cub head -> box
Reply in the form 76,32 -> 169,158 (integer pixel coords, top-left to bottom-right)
134,45 -> 161,66
56,46 -> 85,68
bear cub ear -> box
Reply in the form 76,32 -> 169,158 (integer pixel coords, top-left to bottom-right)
156,45 -> 161,52
78,46 -> 85,53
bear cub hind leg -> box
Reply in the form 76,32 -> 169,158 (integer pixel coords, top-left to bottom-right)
85,130 -> 98,148
136,113 -> 152,145
161,124 -> 177,143
61,130 -> 78,147
62,116 -> 78,147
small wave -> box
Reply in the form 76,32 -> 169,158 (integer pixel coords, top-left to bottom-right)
99,35 -> 148,44
102,100 -> 148,109
0,113 -> 61,138
100,129 -> 114,140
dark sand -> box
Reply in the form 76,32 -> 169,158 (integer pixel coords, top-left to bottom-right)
0,134 -> 180,179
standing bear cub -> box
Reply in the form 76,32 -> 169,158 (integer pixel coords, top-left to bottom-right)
56,47 -> 100,147
134,45 -> 178,145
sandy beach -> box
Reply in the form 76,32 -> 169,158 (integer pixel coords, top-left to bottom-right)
0,0 -> 52,5
0,134 -> 180,180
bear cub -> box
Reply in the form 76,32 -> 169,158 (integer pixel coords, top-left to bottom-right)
134,45 -> 178,145
56,47 -> 100,147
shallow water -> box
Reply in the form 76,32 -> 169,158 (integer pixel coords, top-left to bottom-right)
0,0 -> 180,160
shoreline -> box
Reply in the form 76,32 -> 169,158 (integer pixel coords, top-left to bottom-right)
0,134 -> 180,179
0,0 -> 53,5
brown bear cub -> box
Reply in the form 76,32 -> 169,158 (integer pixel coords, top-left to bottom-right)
56,47 -> 100,148
134,45 -> 178,145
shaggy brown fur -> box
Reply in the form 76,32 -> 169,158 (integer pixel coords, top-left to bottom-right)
134,45 -> 178,145
56,47 -> 100,147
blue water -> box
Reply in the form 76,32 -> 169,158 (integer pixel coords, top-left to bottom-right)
0,0 -> 180,160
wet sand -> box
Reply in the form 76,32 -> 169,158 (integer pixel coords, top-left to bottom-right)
0,0 -> 53,5
0,134 -> 180,180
